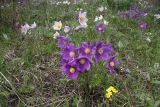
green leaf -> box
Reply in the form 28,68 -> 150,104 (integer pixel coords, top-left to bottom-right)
0,91 -> 9,97
151,80 -> 160,85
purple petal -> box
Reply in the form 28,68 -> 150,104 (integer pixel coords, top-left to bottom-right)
68,72 -> 78,79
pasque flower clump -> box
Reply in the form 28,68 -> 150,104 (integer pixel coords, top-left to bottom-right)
56,36 -> 119,79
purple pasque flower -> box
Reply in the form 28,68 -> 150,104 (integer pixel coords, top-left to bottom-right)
79,42 -> 94,58
118,8 -> 149,20
62,62 -> 79,79
106,55 -> 119,73
96,24 -> 105,32
57,36 -> 70,48
60,44 -> 78,61
60,57 -> 69,66
138,22 -> 147,29
95,41 -> 114,63
76,56 -> 93,72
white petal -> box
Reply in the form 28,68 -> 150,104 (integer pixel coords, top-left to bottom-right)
64,26 -> 71,33
53,31 -> 60,39
99,15 -> 103,20
30,22 -> 37,29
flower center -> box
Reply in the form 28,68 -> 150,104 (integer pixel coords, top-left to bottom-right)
79,16 -> 85,21
98,27 -> 102,31
84,48 -> 90,54
69,67 -> 75,73
55,23 -> 61,28
110,61 -> 115,67
98,48 -> 103,54
79,59 -> 85,64
140,24 -> 144,28
69,51 -> 75,57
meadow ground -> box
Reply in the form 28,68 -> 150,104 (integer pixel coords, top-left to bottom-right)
0,0 -> 160,107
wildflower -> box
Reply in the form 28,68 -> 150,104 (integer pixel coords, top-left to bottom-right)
138,22 -> 147,29
60,57 -> 69,66
76,56 -> 93,72
62,63 -> 79,79
78,11 -> 88,25
106,86 -> 118,93
63,1 -> 70,5
53,31 -> 60,39
105,86 -> 118,99
154,14 -> 160,19
95,41 -> 114,63
146,37 -> 151,42
96,24 -> 105,32
60,44 -> 78,61
106,56 -> 119,73
56,2 -> 61,5
75,24 -> 88,30
57,36 -> 70,48
94,15 -> 103,22
118,8 -> 149,20
105,91 -> 112,99
53,21 -> 62,30
30,22 -> 37,29
97,6 -> 104,12
97,6 -> 107,12
64,26 -> 71,33
21,23 -> 30,34
154,63 -> 159,69
103,20 -> 109,25
94,16 -> 99,22
79,42 -> 94,58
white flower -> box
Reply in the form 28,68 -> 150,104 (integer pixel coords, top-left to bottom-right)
56,2 -> 61,5
94,16 -> 99,22
104,20 -> 109,25
75,24 -> 88,30
21,23 -> 30,34
154,63 -> 159,69
154,14 -> 160,19
78,11 -> 88,25
52,21 -> 62,30
99,15 -> 103,20
53,31 -> 60,39
97,6 -> 107,12
64,26 -> 71,33
30,22 -> 37,29
97,6 -> 104,12
63,1 -> 70,5
144,13 -> 148,16
146,37 -> 151,42
94,15 -> 103,22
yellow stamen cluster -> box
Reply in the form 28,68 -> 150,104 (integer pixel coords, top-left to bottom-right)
84,48 -> 90,54
69,51 -> 75,57
140,24 -> 144,28
105,86 -> 118,99
98,27 -> 102,31
79,16 -> 85,21
55,23 -> 61,28
110,61 -> 115,67
69,67 -> 75,73
98,48 -> 103,54
79,59 -> 85,64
